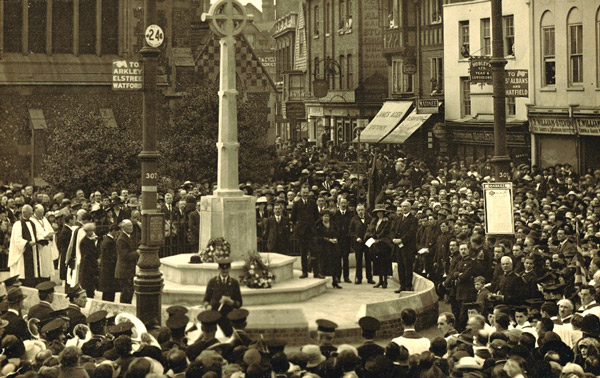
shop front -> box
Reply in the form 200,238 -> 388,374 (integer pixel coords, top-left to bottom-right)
446,121 -> 530,166
529,111 -> 600,173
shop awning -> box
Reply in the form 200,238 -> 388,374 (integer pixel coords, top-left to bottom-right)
379,109 -> 431,144
353,101 -> 412,143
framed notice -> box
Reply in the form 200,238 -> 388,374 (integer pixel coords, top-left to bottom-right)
144,213 -> 165,246
483,183 -> 515,235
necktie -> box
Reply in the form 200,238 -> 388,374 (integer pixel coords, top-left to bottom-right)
276,216 -> 280,223
361,218 -> 364,224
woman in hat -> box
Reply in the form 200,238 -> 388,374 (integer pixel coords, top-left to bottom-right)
364,204 -> 392,288
314,209 -> 342,288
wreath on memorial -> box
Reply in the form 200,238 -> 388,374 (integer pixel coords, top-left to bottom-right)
194,237 -> 231,263
240,252 -> 276,289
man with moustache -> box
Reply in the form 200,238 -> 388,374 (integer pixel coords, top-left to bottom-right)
350,203 -> 373,284
264,201 -> 291,255
391,201 -> 418,293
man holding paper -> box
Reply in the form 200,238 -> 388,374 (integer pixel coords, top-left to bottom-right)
391,201 -> 418,293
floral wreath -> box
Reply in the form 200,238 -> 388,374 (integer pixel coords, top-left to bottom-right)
197,237 -> 231,263
240,251 -> 276,289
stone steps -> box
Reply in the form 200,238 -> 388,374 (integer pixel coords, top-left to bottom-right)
162,270 -> 329,306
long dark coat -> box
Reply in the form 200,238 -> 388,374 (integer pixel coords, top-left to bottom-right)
365,218 -> 393,276
79,236 -> 99,292
314,220 -> 341,277
99,234 -> 120,293
115,232 -> 137,280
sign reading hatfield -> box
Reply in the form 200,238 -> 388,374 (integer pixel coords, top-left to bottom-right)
505,70 -> 528,97
112,60 -> 143,90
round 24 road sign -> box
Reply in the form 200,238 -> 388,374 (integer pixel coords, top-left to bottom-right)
145,25 -> 164,48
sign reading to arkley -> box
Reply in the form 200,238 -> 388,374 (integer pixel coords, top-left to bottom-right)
112,60 -> 143,90
483,182 -> 515,235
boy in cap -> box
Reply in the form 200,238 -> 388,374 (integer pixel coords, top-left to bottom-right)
316,319 -> 338,358
202,257 -> 242,337
28,281 -> 56,324
356,316 -> 384,365
226,308 -> 253,347
65,284 -> 87,336
186,310 -> 221,362
81,310 -> 113,358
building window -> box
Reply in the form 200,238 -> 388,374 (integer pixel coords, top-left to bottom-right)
3,0 -> 23,53
568,8 -> 583,85
101,0 -> 118,55
314,6 -> 319,37
314,56 -> 320,76
392,59 -> 413,94
338,0 -> 345,32
481,18 -> 491,56
431,57 -> 443,93
325,2 -> 330,36
79,0 -> 97,54
299,32 -> 304,56
506,96 -> 516,116
387,0 -> 399,29
597,9 -> 600,86
503,15 -> 515,56
426,0 -> 442,25
339,55 -> 345,89
461,77 -> 471,117
459,21 -> 470,58
541,11 -> 555,86
346,0 -> 353,32
347,54 -> 353,88
53,0 -> 74,53
28,0 -> 47,53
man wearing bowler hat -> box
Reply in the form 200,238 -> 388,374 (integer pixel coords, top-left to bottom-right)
203,257 -> 242,337
2,287 -> 29,340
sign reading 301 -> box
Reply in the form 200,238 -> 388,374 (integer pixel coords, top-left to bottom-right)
145,25 -> 164,48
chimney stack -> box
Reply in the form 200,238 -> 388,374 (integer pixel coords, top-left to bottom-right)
262,0 -> 275,21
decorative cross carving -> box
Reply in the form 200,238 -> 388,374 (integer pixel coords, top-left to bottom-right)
202,0 -> 252,38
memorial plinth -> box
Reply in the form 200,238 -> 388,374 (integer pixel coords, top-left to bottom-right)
161,253 -> 328,306
199,195 -> 257,262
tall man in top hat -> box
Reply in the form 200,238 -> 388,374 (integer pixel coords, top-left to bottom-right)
291,185 -> 319,278
8,204 -> 45,287
202,257 -> 242,337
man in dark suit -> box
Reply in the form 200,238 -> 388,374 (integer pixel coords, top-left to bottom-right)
390,201 -> 418,292
2,287 -> 30,341
28,281 -> 56,325
291,185 -> 320,278
453,242 -> 481,331
264,201 -> 291,254
188,201 -> 201,252
350,203 -> 373,284
333,197 -> 353,283
58,214 -> 77,281
161,193 -> 178,256
110,197 -> 130,224
99,224 -> 120,302
115,220 -> 139,304
202,258 -> 242,337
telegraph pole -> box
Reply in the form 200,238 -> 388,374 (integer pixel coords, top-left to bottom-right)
135,0 -> 164,325
490,0 -> 510,181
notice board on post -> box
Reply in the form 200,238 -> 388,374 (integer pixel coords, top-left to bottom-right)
483,182 -> 515,235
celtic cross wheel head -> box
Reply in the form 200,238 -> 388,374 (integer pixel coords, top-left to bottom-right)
201,0 -> 251,38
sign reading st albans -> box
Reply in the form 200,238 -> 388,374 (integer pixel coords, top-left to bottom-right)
112,60 -> 143,90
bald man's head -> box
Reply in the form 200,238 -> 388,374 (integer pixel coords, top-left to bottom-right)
21,205 -> 33,219
33,204 -> 45,218
120,219 -> 133,233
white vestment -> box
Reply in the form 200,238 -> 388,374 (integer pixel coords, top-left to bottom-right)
30,216 -> 58,278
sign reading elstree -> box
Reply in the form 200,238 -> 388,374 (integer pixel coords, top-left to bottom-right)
112,60 -> 143,90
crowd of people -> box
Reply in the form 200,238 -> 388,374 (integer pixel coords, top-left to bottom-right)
0,140 -> 599,377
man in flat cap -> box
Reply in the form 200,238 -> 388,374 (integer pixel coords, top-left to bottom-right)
357,316 -> 384,365
316,319 -> 338,358
226,308 -> 253,347
203,257 -> 242,337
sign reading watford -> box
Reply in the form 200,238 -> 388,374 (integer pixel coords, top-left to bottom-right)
112,60 -> 143,90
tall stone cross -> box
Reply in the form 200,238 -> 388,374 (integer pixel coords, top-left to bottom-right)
199,0 -> 258,261
202,0 -> 251,196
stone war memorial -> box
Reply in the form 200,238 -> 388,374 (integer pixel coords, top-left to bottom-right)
160,0 -> 329,308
